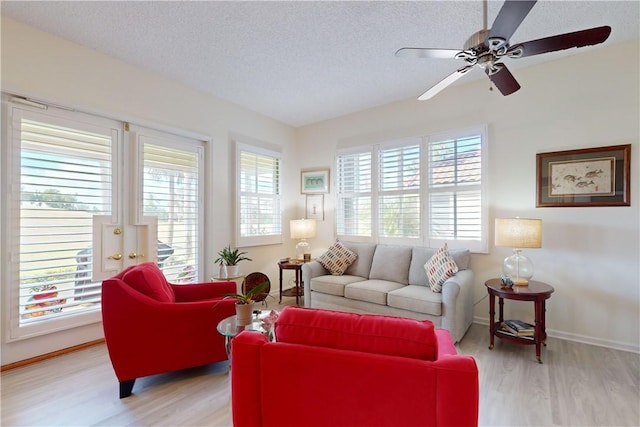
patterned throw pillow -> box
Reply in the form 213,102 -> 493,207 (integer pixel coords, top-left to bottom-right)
424,243 -> 459,293
317,241 -> 358,275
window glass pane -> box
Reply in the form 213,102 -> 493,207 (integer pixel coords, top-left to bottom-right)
428,133 -> 483,242
336,150 -> 372,237
429,135 -> 481,187
19,118 -> 112,324
142,143 -> 199,283
378,144 -> 420,239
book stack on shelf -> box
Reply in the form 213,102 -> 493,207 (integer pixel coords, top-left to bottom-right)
499,319 -> 535,340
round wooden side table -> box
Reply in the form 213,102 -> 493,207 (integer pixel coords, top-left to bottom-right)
485,278 -> 554,363
278,261 -> 303,305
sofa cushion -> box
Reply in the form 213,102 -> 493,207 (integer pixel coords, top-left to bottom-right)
310,275 -> 365,297
274,306 -> 439,361
387,285 -> 442,316
344,279 -> 405,305
369,245 -> 412,284
317,241 -> 358,275
122,262 -> 175,302
342,242 -> 377,278
425,244 -> 459,293
409,246 -> 471,286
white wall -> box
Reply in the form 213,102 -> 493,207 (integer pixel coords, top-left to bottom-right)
0,17 -> 301,364
296,39 -> 640,352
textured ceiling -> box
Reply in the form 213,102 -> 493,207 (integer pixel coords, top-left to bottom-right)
2,1 -> 639,127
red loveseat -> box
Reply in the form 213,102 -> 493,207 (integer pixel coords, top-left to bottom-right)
231,306 -> 479,427
101,262 -> 236,398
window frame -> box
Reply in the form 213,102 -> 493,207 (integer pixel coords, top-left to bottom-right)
2,97 -> 210,342
377,137 -> 423,245
426,126 -> 488,253
335,145 -> 374,242
235,141 -> 283,247
336,126 -> 488,252
4,103 -> 122,341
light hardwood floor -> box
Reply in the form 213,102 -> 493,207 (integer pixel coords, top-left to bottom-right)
2,302 -> 639,426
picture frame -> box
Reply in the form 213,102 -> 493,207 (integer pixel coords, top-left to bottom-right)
306,195 -> 324,221
536,144 -> 630,207
301,169 -> 329,194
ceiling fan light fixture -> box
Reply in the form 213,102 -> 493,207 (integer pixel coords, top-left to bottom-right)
396,0 -> 612,101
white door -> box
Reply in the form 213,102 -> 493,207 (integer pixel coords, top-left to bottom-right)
5,101 -> 204,340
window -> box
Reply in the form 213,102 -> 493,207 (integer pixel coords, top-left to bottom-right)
137,133 -> 204,283
336,127 -> 487,251
378,140 -> 421,240
8,107 -> 119,336
4,100 -> 207,340
336,148 -> 372,237
236,142 -> 282,247
427,130 -> 486,251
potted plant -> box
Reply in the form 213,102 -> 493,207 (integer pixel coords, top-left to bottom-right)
222,280 -> 269,325
215,245 -> 252,277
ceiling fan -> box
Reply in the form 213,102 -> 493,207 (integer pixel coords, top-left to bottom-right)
396,0 -> 611,100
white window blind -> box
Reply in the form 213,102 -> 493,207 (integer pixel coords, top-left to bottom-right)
141,142 -> 201,283
427,133 -> 484,247
336,148 -> 373,237
17,114 -> 114,325
378,142 -> 421,239
237,143 -> 282,246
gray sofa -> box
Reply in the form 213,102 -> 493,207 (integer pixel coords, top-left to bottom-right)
302,242 -> 474,343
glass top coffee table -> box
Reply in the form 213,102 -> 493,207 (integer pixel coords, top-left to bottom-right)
216,309 -> 276,358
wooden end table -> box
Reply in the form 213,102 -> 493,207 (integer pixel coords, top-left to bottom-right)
278,260 -> 303,305
485,278 -> 554,363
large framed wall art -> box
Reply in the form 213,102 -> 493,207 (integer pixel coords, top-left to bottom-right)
536,144 -> 630,207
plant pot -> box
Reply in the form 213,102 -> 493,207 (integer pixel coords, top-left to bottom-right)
235,301 -> 254,326
225,265 -> 240,277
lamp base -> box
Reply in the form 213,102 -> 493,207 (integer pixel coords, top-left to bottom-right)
503,249 -> 534,286
512,277 -> 529,286
295,239 -> 310,260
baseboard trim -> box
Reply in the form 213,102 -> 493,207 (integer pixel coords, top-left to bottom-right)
473,317 -> 639,354
0,339 -> 105,372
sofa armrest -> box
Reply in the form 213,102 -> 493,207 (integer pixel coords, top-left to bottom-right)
170,281 -> 236,302
231,332 -> 269,427
302,261 -> 328,307
440,269 -> 475,343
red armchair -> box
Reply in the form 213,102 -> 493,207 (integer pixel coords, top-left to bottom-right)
101,262 -> 236,398
232,306 -> 479,427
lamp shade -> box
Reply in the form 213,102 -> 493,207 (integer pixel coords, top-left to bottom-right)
495,218 -> 542,249
290,219 -> 316,240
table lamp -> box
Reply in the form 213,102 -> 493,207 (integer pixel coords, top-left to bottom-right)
290,219 -> 316,261
495,218 -> 542,286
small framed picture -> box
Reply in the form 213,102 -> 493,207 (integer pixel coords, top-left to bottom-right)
301,169 -> 329,194
536,144 -> 631,207
306,195 -> 324,220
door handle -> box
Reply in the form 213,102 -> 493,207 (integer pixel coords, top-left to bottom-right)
109,253 -> 122,261
129,252 -> 145,259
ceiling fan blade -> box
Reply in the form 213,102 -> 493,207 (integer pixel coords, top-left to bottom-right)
485,64 -> 521,96
418,65 -> 474,100
395,47 -> 461,59
512,26 -> 612,58
487,0 -> 537,42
